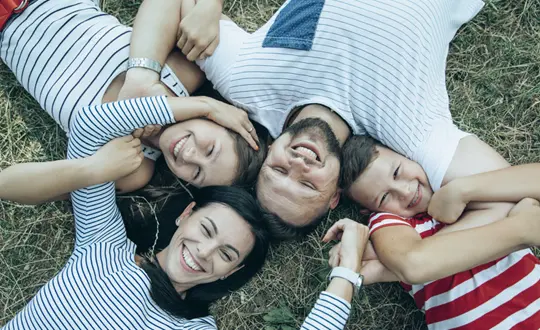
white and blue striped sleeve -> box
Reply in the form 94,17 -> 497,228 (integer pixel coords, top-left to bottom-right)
300,292 -> 351,330
67,96 -> 175,248
181,316 -> 217,329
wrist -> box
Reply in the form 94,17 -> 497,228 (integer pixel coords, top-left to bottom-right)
339,260 -> 361,274
125,67 -> 161,84
79,156 -> 103,185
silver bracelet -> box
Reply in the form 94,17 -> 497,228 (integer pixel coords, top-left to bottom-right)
126,58 -> 162,75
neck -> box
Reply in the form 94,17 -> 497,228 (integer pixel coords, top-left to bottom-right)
287,104 -> 351,146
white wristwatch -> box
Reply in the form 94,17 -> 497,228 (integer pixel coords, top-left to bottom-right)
126,58 -> 162,75
328,267 -> 364,294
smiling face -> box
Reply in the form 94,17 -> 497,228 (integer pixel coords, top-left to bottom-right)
257,118 -> 341,226
348,146 -> 433,218
158,119 -> 239,187
157,202 -> 255,291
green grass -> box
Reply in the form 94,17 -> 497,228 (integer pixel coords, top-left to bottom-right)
1,0 -> 539,329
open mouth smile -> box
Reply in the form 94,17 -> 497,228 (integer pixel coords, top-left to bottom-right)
407,183 -> 422,209
180,244 -> 204,273
291,141 -> 321,162
169,134 -> 190,161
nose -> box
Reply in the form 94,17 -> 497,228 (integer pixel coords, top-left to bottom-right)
197,240 -> 218,260
289,156 -> 310,174
393,180 -> 411,201
183,146 -> 200,163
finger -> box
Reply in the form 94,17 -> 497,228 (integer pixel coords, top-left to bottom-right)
142,125 -> 155,138
241,130 -> 259,151
322,220 -> 349,242
187,44 -> 205,62
177,32 -> 187,50
199,37 -> 219,60
132,128 -> 143,138
130,137 -> 142,147
182,39 -> 195,56
244,121 -> 260,145
149,125 -> 162,136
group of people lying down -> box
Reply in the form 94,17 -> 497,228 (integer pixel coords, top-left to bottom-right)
0,0 -> 539,328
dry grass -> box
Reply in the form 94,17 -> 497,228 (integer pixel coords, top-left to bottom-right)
1,0 -> 539,329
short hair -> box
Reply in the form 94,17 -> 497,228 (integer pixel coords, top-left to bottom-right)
263,210 -> 328,241
339,135 -> 381,191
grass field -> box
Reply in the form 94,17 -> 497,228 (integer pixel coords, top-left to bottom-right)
1,0 -> 539,329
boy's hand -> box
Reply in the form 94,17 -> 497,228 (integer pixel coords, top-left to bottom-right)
177,0 -> 222,61
323,218 -> 370,273
508,198 -> 540,246
88,135 -> 144,183
428,179 -> 469,224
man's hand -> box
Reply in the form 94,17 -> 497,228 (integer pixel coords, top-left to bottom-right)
88,135 -> 144,183
177,0 -> 222,61
428,179 -> 469,224
323,218 -> 370,273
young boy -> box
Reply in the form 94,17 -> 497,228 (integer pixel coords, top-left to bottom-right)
339,135 -> 540,329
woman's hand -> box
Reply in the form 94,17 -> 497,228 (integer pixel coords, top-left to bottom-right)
323,218 -> 370,273
428,179 -> 469,224
132,124 -> 162,139
177,0 -> 222,61
88,135 -> 144,183
205,98 -> 259,150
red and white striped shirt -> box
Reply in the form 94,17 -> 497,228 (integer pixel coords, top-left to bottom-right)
369,212 -> 540,329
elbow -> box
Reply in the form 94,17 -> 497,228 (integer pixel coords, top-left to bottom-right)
393,251 -> 430,285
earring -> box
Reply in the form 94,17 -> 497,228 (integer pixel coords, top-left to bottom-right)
220,276 -> 226,280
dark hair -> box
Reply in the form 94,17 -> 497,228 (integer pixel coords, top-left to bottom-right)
263,211 -> 328,241
339,135 -> 381,191
230,121 -> 269,188
137,186 -> 269,319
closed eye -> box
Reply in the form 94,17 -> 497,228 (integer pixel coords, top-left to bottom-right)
273,167 -> 287,174
301,181 -> 316,190
202,224 -> 211,237
207,145 -> 214,157
194,167 -> 201,181
379,192 -> 389,207
221,249 -> 233,262
393,165 -> 400,179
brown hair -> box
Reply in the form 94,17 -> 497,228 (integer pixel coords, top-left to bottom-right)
339,135 -> 381,192
230,121 -> 269,188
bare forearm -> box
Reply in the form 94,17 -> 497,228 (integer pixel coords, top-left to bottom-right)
325,278 -> 354,303
167,96 -> 216,121
398,216 -> 528,284
130,0 -> 181,65
0,159 -> 96,204
457,164 -> 540,203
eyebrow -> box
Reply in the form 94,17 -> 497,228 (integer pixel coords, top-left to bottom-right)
205,216 -> 240,258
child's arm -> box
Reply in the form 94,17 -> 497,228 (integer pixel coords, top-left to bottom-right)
429,164 -> 540,224
0,136 -> 143,204
370,203 -> 540,284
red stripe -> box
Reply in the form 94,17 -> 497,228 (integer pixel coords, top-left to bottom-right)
370,222 -> 411,235
425,254 -> 537,324
452,280 -> 540,330
510,308 -> 540,330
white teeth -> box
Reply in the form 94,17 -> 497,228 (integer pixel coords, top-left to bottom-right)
294,146 -> 317,160
183,247 -> 202,272
173,136 -> 189,158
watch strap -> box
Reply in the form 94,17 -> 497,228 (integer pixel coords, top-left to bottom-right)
328,267 -> 364,293
126,58 -> 162,75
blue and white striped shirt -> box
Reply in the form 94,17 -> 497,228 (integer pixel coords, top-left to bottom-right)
2,95 -> 351,329
199,0 -> 485,190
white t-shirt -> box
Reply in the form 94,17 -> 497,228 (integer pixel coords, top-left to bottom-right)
199,0 -> 485,190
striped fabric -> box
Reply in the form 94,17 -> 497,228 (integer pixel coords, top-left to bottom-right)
200,0 -> 485,190
0,0 -> 188,159
368,212 -> 540,329
1,95 -> 353,329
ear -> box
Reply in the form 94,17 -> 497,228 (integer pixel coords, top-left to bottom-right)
176,201 -> 196,226
329,189 -> 341,210
222,264 -> 245,279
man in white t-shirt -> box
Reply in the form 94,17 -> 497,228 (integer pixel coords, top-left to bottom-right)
126,0 -> 513,239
